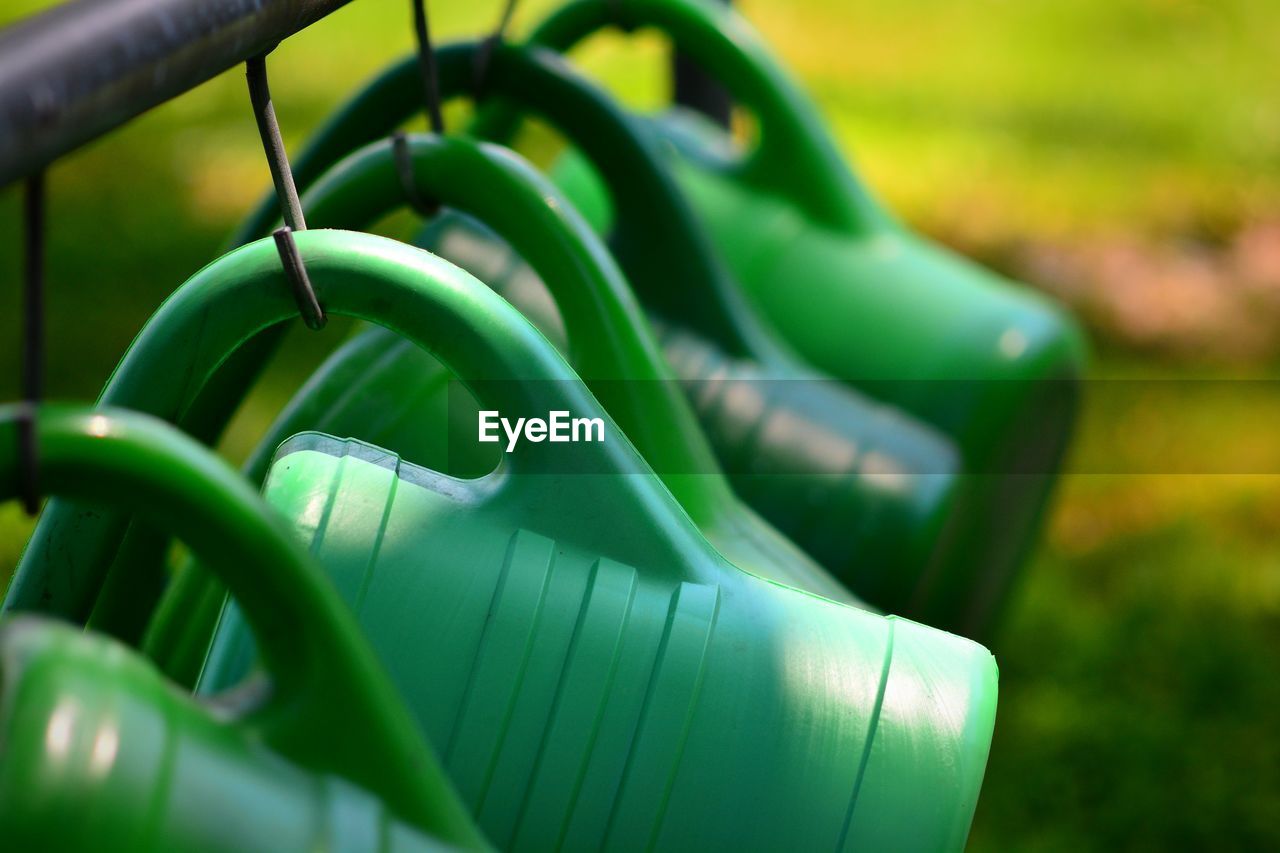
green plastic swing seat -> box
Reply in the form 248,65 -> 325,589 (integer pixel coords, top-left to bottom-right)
0,404 -> 486,850
8,232 -> 996,850
511,0 -> 1088,636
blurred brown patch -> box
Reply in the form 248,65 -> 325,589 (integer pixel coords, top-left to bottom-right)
985,220 -> 1280,362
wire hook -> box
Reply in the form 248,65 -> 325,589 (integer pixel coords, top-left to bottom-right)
246,54 -> 306,231
391,132 -> 440,218
246,53 -> 325,329
273,227 -> 326,331
473,0 -> 519,96
18,171 -> 45,515
410,0 -> 446,134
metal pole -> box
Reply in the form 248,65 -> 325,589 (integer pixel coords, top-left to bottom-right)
0,0 -> 357,187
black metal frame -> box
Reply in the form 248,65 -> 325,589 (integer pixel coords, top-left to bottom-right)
0,0 -> 356,187
0,0 -> 740,186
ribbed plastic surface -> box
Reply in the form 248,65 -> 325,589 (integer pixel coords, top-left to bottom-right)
206,435 -> 997,850
0,619 -> 453,852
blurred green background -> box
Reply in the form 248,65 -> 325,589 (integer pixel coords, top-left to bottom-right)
2,0 -> 1279,848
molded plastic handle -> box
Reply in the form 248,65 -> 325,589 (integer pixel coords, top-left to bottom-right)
0,404 -> 485,848
301,133 -> 726,522
10,232 -> 689,629
518,0 -> 887,233
34,41 -> 806,642
238,41 -> 774,360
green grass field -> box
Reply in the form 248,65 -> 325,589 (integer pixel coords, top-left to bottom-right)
2,0 -> 1278,848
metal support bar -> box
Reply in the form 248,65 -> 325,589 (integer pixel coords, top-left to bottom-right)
0,0 -> 357,187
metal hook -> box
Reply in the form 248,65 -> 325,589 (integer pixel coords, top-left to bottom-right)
472,0 -> 519,97
391,132 -> 440,218
18,171 -> 45,515
246,54 -> 324,329
273,227 -> 326,331
410,0 -> 446,134
246,54 -> 306,232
